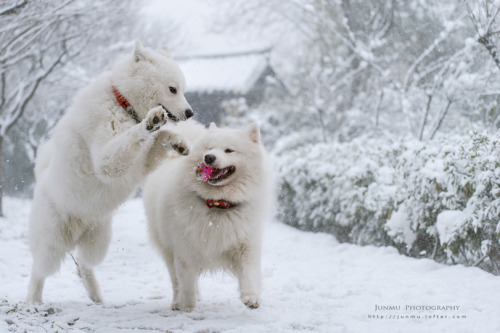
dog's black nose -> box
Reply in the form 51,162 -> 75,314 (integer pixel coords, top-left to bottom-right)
204,154 -> 216,165
185,109 -> 194,119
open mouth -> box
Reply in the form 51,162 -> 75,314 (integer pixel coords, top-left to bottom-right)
208,166 -> 236,184
160,104 -> 178,122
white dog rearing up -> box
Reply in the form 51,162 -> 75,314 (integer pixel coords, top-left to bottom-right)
26,41 -> 193,305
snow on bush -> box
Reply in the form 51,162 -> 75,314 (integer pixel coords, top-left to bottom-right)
442,133 -> 500,271
277,136 -> 404,246
276,131 -> 500,274
436,210 -> 468,245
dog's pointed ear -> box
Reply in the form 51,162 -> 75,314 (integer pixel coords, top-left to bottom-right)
209,122 -> 217,130
247,123 -> 260,143
134,40 -> 147,62
157,46 -> 172,58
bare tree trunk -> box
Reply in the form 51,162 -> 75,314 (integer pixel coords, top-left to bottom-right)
430,99 -> 453,140
316,107 -> 328,143
419,94 -> 433,141
375,89 -> 384,128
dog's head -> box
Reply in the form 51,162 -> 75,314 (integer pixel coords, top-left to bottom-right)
112,41 -> 193,122
187,122 -> 266,202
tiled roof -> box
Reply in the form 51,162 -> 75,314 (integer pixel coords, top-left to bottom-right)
176,50 -> 270,94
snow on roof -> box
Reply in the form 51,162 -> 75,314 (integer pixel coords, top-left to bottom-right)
176,51 -> 270,95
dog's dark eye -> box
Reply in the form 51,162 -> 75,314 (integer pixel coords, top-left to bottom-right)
169,86 -> 177,94
225,148 -> 234,153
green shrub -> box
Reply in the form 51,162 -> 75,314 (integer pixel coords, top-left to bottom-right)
276,132 -> 500,274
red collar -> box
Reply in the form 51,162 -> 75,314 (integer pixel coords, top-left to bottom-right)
112,85 -> 130,108
206,199 -> 237,209
112,85 -> 140,124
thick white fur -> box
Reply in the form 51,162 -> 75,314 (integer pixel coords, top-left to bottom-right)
144,121 -> 274,311
26,41 -> 193,305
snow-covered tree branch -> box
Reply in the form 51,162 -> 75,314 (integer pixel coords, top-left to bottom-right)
0,0 -> 135,217
465,0 -> 500,71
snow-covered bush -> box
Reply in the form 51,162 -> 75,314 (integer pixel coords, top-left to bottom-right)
439,133 -> 500,272
276,132 -> 500,274
277,137 -> 405,246
387,137 -> 467,258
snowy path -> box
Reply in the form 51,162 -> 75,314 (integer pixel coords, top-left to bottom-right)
1,197 -> 500,332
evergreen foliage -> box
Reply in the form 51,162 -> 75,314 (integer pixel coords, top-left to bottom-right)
276,132 -> 500,274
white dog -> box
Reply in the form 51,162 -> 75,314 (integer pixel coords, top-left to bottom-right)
26,41 -> 193,305
144,121 -> 274,312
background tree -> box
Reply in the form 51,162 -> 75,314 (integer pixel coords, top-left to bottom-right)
463,0 -> 500,129
0,0 -> 136,217
465,0 -> 500,71
218,0 -> 500,142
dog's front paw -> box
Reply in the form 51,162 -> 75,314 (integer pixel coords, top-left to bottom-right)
144,106 -> 167,132
156,129 -> 189,156
171,140 -> 189,156
241,292 -> 260,309
25,297 -> 42,306
172,301 -> 195,312
171,301 -> 180,311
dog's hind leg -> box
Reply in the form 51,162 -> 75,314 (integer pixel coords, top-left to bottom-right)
27,246 -> 65,305
26,200 -> 68,305
75,218 -> 112,303
77,265 -> 102,303
26,274 -> 45,305
27,244 -> 66,305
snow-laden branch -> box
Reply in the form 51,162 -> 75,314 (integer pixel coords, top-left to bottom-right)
0,47 -> 67,137
0,0 -> 88,72
0,0 -> 27,16
402,15 -> 465,92
485,2 -> 500,34
370,0 -> 394,42
465,0 -> 500,72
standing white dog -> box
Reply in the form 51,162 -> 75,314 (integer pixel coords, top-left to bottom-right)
144,121 -> 274,312
26,41 -> 193,305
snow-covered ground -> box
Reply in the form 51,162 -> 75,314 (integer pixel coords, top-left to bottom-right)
1,197 -> 499,333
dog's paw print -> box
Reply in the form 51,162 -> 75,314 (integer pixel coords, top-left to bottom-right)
144,106 -> 167,132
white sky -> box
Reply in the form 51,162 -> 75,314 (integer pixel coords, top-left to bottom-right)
140,0 -> 270,56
